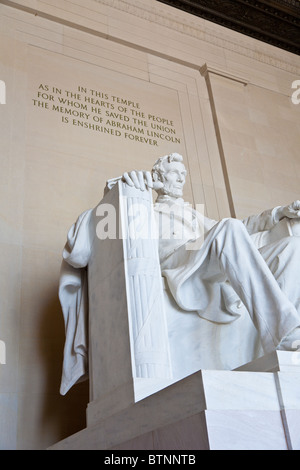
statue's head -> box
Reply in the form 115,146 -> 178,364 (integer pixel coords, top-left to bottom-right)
152,153 -> 186,198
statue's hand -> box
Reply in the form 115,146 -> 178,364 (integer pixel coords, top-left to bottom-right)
279,200 -> 300,220
122,170 -> 164,191
122,170 -> 152,191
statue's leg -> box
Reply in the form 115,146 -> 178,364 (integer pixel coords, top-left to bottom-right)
259,237 -> 300,315
208,218 -> 300,353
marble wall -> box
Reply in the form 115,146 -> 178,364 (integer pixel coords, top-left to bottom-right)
0,0 -> 299,449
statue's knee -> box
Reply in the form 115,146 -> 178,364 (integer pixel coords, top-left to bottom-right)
222,217 -> 245,233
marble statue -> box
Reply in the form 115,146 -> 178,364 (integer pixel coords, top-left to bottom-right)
59,152 -> 300,395
120,153 -> 300,349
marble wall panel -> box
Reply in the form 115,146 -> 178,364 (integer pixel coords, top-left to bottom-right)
209,73 -> 300,219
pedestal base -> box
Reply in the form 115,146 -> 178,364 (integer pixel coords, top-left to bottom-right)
48,351 -> 300,450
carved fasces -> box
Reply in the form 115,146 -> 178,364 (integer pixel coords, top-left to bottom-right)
119,181 -> 172,380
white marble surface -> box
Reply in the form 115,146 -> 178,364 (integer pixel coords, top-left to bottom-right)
236,350 -> 300,373
205,410 -> 288,450
277,372 -> 300,410
49,353 -> 300,450
201,370 -> 280,411
285,410 -> 300,450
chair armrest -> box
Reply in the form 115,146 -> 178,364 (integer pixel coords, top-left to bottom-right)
251,218 -> 300,249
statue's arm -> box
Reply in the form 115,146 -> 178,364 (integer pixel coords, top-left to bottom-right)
242,207 -> 281,234
242,200 -> 300,234
273,200 -> 300,223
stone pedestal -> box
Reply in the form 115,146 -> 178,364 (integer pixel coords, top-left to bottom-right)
49,351 -> 300,450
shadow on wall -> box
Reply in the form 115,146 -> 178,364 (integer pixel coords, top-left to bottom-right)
19,284 -> 89,450
40,288 -> 89,449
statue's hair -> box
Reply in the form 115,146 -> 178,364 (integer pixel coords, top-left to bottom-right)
151,152 -> 183,183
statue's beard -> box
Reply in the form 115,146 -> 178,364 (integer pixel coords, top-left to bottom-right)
159,185 -> 183,198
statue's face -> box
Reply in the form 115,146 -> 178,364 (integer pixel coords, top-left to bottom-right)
161,161 -> 187,198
